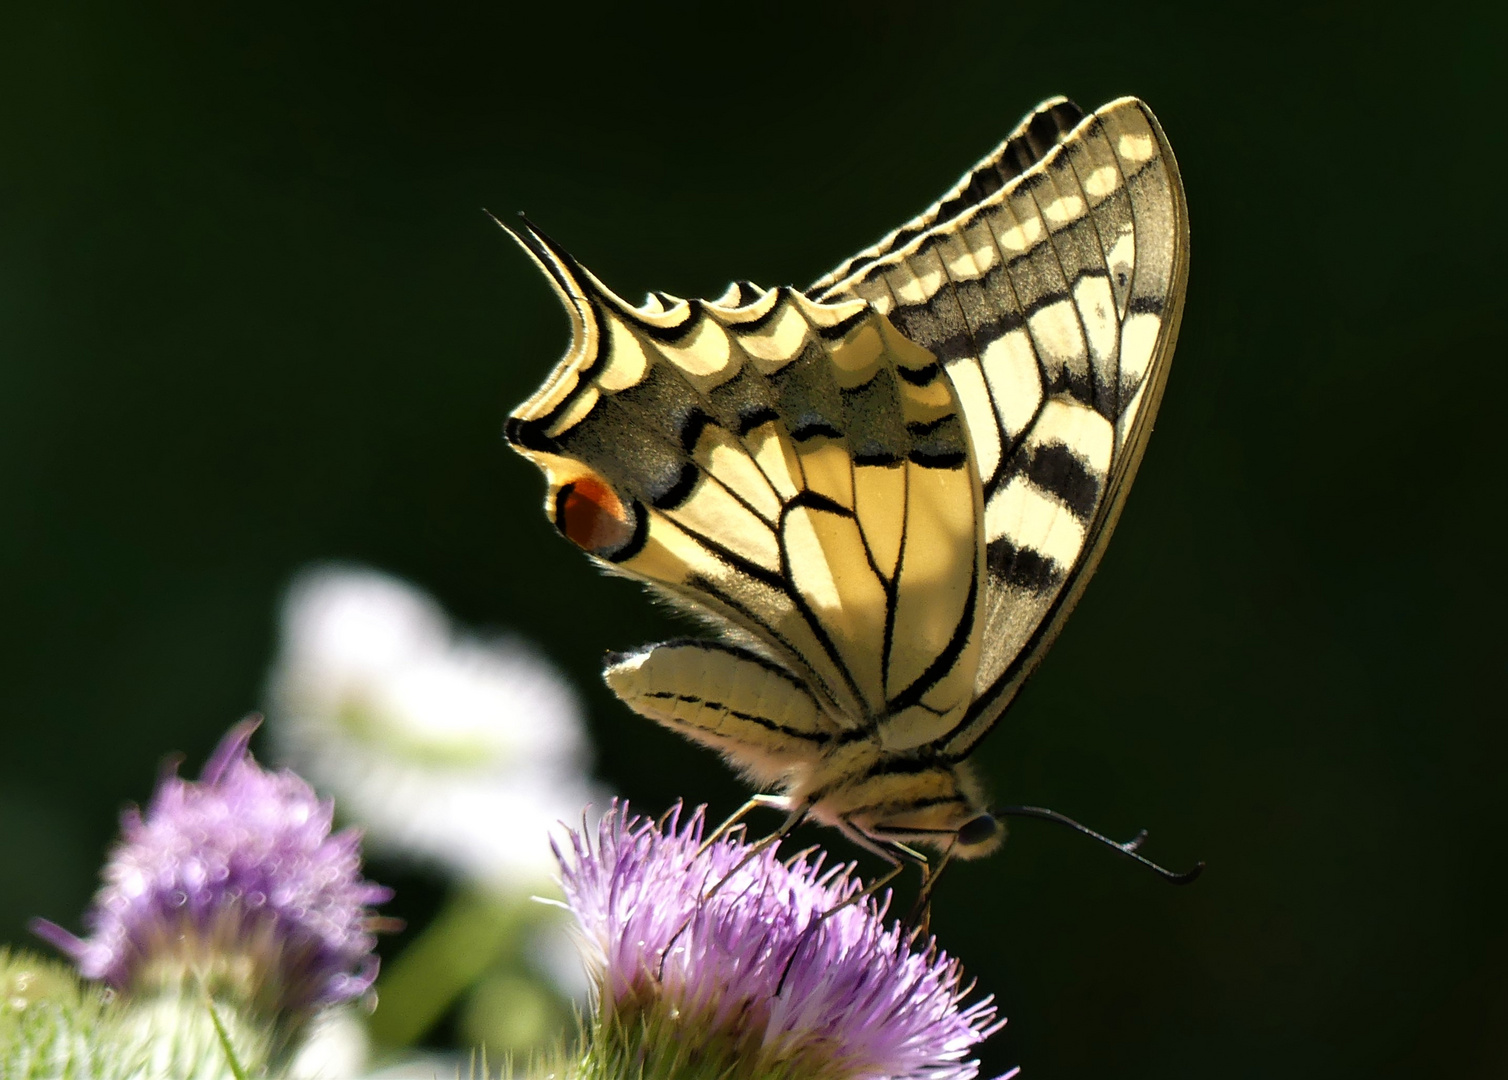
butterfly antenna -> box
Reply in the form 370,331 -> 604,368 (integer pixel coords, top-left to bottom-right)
994,805 -> 1203,884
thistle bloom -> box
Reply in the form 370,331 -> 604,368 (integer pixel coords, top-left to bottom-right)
32,718 -> 391,1027
266,565 -> 602,887
555,804 -> 1003,1080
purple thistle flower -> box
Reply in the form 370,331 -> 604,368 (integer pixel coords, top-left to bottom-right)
33,717 -> 392,1027
555,802 -> 1004,1080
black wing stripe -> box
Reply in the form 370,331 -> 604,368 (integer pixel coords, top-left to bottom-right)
986,537 -> 1063,593
885,565 -> 980,713
1022,442 -> 1101,521
639,690 -> 832,744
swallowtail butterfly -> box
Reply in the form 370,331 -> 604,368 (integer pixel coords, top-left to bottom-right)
504,96 -> 1190,873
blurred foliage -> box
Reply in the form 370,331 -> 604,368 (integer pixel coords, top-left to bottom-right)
0,948 -> 258,1080
1,2 -> 1503,1078
0,949 -> 138,1080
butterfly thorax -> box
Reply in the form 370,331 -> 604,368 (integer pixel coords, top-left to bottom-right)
795,735 -> 1006,858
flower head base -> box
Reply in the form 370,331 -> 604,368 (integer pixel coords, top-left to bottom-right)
33,718 -> 392,1030
556,804 -> 1002,1080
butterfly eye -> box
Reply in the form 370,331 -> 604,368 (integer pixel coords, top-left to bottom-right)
553,476 -> 641,559
956,813 -> 1002,849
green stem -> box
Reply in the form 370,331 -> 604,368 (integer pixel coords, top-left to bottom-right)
368,888 -> 526,1049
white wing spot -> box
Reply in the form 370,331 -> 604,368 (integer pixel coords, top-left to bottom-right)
1082,164 -> 1120,200
1117,132 -> 1155,162
946,239 -> 995,281
894,263 -> 944,305
660,318 -> 733,379
741,303 -> 810,368
1119,311 -> 1162,399
1043,195 -> 1085,224
997,214 -> 1042,253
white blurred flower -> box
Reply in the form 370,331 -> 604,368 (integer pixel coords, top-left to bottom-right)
265,565 -> 603,889
285,1006 -> 370,1079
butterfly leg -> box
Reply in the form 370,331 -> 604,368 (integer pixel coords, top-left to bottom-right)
654,802 -> 809,981
701,800 -> 809,901
863,823 -> 970,937
906,839 -> 960,938
695,793 -> 791,858
826,819 -> 938,928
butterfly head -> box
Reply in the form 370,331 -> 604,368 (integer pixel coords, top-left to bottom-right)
850,803 -> 1005,861
955,811 -> 1004,853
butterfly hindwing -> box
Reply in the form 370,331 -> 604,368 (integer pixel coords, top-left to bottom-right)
812,96 -> 1188,757
505,234 -> 986,752
603,639 -> 831,790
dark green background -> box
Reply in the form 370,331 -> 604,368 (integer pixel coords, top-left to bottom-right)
2,2 -> 1502,1076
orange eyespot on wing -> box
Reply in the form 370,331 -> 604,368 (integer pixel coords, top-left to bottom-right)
554,477 -> 636,556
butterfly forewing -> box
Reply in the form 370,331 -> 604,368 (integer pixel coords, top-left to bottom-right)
812,96 -> 1188,758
